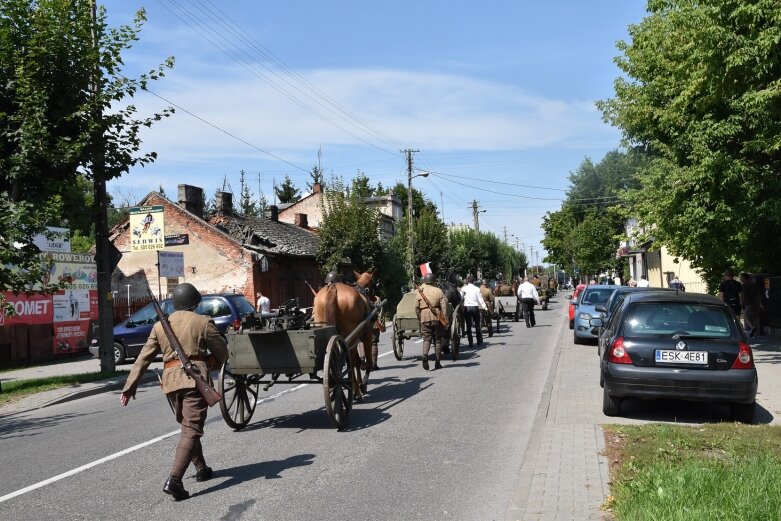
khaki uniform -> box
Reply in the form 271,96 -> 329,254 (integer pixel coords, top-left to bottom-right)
122,310 -> 228,480
415,284 -> 448,368
479,285 -> 495,316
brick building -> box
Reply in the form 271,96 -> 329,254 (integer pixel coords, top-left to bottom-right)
278,182 -> 402,240
109,184 -> 322,310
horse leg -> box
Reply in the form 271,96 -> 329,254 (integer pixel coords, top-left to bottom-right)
350,348 -> 364,402
360,332 -> 373,394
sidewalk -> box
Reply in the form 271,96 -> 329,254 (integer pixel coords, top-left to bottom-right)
508,325 -> 781,520
0,355 -> 162,416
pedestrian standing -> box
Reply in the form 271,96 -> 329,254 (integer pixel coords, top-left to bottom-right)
719,269 -> 743,320
120,283 -> 228,501
479,278 -> 494,337
740,273 -> 762,337
256,290 -> 270,313
461,274 -> 487,347
517,276 -> 541,328
637,276 -> 650,287
668,275 -> 685,291
415,273 -> 448,370
627,277 -> 637,287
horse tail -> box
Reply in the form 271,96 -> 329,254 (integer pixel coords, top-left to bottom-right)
324,284 -> 338,326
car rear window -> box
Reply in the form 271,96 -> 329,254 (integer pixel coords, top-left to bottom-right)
623,302 -> 738,338
580,287 -> 615,306
197,297 -> 232,317
227,295 -> 256,316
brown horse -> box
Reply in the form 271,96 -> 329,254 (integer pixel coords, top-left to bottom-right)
313,269 -> 376,401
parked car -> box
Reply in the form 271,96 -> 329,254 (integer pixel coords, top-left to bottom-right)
572,285 -> 619,344
594,292 -> 757,422
595,287 -> 678,356
568,283 -> 587,329
90,293 -> 256,364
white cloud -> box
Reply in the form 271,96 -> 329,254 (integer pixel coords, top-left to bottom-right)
130,65 -> 616,166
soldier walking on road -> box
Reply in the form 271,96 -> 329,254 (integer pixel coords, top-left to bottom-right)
120,283 -> 228,501
416,273 -> 448,370
480,279 -> 494,337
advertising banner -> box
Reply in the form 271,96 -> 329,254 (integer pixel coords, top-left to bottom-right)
130,205 -> 165,252
0,291 -> 53,326
33,226 -> 71,253
40,252 -> 97,290
52,289 -> 96,354
159,251 -> 184,278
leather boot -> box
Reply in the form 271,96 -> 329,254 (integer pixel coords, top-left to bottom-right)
422,357 -> 429,371
434,344 -> 442,370
195,466 -> 214,482
163,476 -> 190,501
372,344 -> 379,370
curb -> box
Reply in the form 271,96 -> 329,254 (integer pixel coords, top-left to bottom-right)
0,373 -> 158,417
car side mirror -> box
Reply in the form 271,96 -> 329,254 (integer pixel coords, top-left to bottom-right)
589,317 -> 604,328
595,305 -> 606,313
566,294 -> 573,300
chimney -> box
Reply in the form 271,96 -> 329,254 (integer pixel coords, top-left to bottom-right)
313,182 -> 322,194
294,213 -> 308,228
216,191 -> 233,215
269,205 -> 278,221
177,184 -> 204,219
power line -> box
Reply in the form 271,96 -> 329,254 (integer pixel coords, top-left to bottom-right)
421,169 -> 568,192
139,85 -> 309,173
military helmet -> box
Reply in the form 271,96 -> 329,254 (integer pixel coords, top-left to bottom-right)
325,271 -> 341,284
482,278 -> 489,287
172,283 -> 202,311
422,273 -> 436,284
496,272 -> 504,282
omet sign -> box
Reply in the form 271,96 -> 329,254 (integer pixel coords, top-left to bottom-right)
0,292 -> 53,326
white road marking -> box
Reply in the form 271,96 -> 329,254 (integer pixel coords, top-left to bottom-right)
1,350 -> 397,503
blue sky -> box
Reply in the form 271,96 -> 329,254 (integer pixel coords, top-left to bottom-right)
104,1 -> 648,262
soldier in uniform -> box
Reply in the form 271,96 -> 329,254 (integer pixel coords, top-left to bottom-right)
479,279 -> 495,337
415,273 -> 449,370
120,283 -> 228,501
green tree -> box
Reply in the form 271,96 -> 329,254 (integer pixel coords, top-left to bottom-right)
275,175 -> 301,204
0,1 -> 171,309
238,170 -> 259,216
598,0 -> 781,285
316,180 -> 383,273
307,164 -> 324,192
349,171 -> 374,198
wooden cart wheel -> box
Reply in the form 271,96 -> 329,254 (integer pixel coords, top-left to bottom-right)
392,321 -> 404,360
219,361 -> 260,431
323,335 -> 354,429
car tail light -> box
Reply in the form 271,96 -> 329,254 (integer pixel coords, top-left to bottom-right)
609,337 -> 632,364
233,319 -> 241,332
731,341 -> 755,369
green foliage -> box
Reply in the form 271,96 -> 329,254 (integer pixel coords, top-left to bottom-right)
307,164 -> 324,192
0,1 -> 172,302
598,0 -> 781,284
542,151 -> 641,279
275,175 -> 301,204
238,170 -> 259,216
605,423 -> 781,520
316,179 -> 384,273
0,198 -> 69,311
383,181 -> 438,218
444,228 -> 523,280
349,171 -> 374,198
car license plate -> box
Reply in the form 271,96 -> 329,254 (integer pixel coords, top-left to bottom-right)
655,350 -> 708,365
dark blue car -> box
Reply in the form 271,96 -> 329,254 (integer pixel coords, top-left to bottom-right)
91,293 -> 255,364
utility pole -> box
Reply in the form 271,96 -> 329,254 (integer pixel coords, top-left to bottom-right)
91,0 -> 115,372
503,226 -> 507,244
471,200 -> 486,278
403,148 -> 420,287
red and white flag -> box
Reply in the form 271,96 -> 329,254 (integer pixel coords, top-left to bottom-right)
419,262 -> 432,276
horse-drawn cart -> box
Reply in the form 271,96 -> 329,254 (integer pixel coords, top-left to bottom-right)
495,295 -> 520,322
391,290 -> 462,361
218,298 -> 384,431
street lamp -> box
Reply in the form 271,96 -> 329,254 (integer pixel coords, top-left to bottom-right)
408,170 -> 429,287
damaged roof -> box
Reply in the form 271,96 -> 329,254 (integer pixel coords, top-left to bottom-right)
210,214 -> 319,257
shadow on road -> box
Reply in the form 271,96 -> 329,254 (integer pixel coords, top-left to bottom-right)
195,453 -> 316,495
0,410 -> 95,439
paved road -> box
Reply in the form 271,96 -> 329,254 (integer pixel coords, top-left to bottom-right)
0,301 -> 566,520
